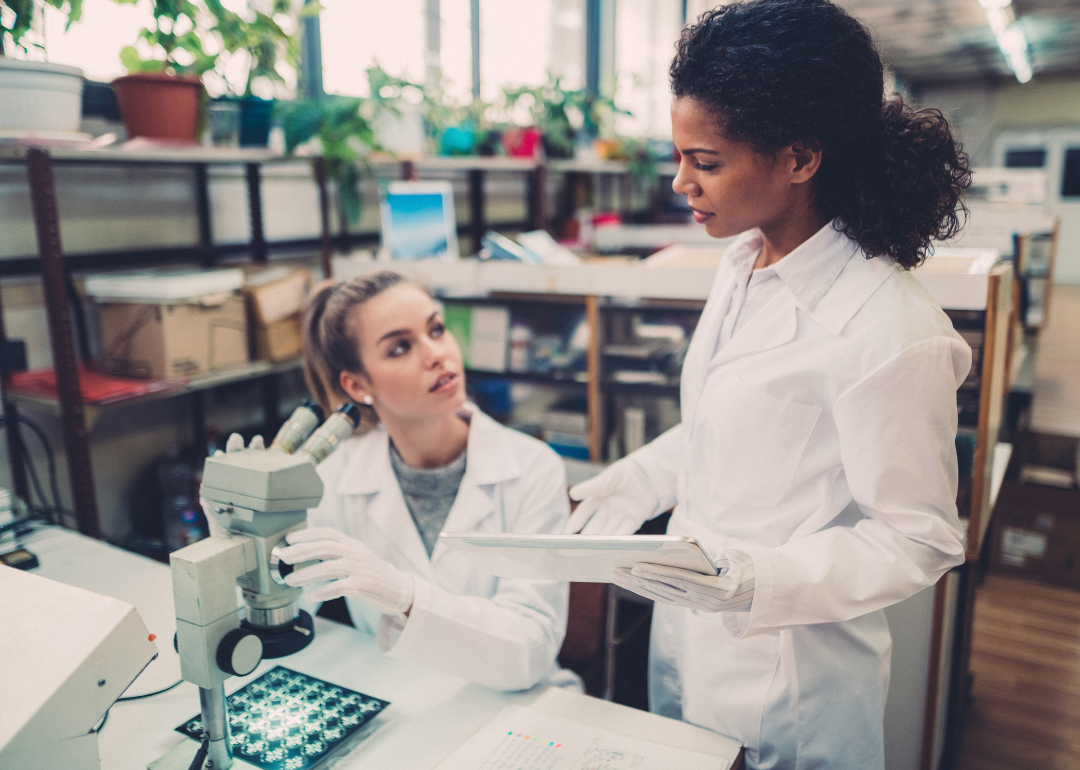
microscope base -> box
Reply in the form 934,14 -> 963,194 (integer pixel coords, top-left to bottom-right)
149,740 -> 258,770
242,609 -> 315,658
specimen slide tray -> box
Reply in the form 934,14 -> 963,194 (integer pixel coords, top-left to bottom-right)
172,666 -> 389,770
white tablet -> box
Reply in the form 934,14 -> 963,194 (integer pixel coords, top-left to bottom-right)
438,533 -> 719,584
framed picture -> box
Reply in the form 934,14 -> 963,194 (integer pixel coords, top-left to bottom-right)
380,180 -> 459,261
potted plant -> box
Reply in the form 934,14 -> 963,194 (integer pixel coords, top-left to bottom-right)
282,65 -> 443,238
281,93 -> 382,237
501,72 -> 624,159
0,0 -> 85,133
207,0 -> 304,147
110,0 -> 217,143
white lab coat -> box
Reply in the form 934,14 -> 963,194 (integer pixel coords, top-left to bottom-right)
307,407 -> 579,692
629,222 -> 971,769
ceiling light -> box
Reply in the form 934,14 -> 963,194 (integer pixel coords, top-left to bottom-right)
1009,52 -> 1033,83
997,25 -> 1028,56
984,6 -> 1013,35
978,0 -> 1033,84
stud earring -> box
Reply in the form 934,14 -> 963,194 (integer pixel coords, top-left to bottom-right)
362,395 -> 373,406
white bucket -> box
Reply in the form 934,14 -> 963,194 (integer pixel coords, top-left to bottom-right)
0,59 -> 84,133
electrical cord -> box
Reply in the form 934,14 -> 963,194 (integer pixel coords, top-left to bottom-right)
86,679 -> 185,738
0,414 -> 70,526
118,679 -> 183,700
15,414 -> 63,518
187,735 -> 210,770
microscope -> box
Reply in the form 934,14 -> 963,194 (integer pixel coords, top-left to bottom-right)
169,399 -> 360,770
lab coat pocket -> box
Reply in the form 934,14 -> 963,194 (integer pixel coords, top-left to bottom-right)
696,376 -> 821,509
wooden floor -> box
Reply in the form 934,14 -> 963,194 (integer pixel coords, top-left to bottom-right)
957,575 -> 1080,769
956,284 -> 1080,769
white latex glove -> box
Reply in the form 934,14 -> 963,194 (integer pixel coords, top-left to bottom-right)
613,550 -> 756,612
200,432 -> 265,537
565,457 -> 660,535
277,527 -> 415,616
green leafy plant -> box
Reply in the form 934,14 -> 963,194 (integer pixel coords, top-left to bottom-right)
502,72 -> 625,159
281,95 -> 381,226
112,0 -> 217,77
207,0 -> 308,97
281,65 -> 434,227
1,0 -> 82,57
607,137 -> 659,192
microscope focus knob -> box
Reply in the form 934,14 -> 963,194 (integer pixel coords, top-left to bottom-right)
217,628 -> 263,676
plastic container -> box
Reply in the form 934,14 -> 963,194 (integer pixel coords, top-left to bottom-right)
0,59 -> 84,133
238,96 -> 274,147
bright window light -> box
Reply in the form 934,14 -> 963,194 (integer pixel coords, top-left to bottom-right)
319,0 -> 425,96
479,1 -> 553,103
439,0 -> 473,103
613,0 -> 683,138
42,0 -> 153,82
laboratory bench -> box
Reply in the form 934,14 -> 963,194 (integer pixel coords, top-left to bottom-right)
5,524 -> 744,770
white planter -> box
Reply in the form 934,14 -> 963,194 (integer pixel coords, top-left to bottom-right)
0,59 -> 84,133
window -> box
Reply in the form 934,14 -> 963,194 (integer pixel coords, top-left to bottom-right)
613,0 -> 683,138
1004,148 -> 1047,168
1062,148 -> 1080,198
478,0 -> 585,103
319,0 -> 426,96
42,0 -> 153,82
439,0 -> 473,102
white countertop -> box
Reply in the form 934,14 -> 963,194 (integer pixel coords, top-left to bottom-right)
11,526 -> 740,770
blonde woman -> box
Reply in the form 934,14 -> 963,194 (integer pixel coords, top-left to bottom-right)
277,271 -> 580,691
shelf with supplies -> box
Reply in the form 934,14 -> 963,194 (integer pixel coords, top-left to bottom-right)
0,147 -> 338,539
3,358 -> 303,428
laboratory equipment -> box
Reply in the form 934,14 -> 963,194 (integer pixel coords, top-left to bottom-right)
0,567 -> 158,770
175,666 -> 388,770
170,400 -> 360,770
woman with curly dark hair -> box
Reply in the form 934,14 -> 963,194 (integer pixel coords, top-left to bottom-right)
567,1 -> 973,766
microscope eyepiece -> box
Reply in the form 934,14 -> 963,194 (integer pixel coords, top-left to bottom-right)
295,402 -> 362,465
270,399 -> 325,454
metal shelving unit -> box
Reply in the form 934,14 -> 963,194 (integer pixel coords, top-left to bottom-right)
0,146 -> 336,538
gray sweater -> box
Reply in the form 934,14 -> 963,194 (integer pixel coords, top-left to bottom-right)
389,442 -> 467,557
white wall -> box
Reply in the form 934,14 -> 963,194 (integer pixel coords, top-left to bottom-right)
916,75 -> 1080,284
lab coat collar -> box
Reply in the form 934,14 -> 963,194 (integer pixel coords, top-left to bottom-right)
334,406 -> 523,570
729,220 -> 898,337
770,221 -> 858,315
335,404 -> 522,497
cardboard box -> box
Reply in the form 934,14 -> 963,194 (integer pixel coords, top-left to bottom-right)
98,293 -> 248,380
244,268 -> 313,362
991,433 -> 1080,588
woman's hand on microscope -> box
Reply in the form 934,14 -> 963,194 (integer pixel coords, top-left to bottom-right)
277,527 -> 415,617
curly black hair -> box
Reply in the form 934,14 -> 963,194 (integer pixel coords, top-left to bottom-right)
670,0 -> 971,268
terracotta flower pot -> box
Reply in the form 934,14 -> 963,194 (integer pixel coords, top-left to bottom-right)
111,73 -> 203,144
